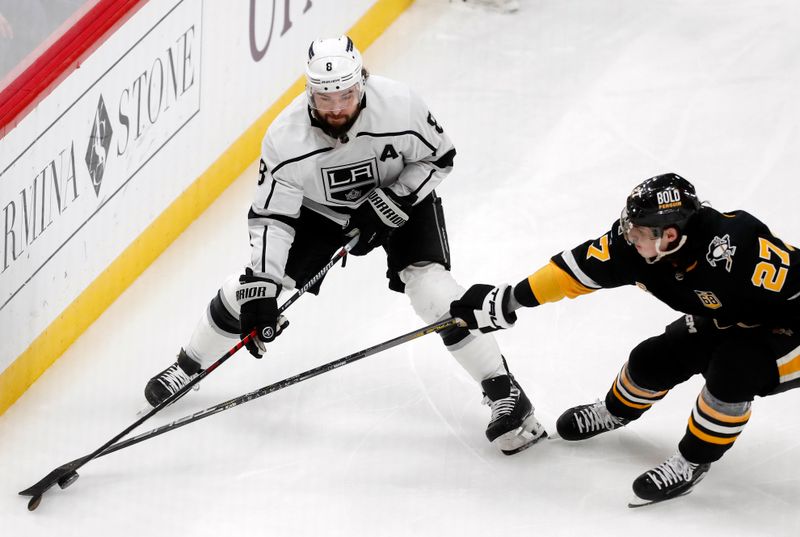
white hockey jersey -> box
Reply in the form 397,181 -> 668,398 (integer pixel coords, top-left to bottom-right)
248,75 -> 456,285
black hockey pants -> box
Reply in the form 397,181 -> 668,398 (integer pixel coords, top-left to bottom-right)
604,314 -> 800,464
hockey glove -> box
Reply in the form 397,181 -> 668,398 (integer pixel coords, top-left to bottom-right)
345,187 -> 411,256
237,273 -> 289,358
450,284 -> 517,333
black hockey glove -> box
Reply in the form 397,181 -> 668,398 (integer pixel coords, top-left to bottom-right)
237,273 -> 289,358
450,284 -> 517,333
345,187 -> 411,256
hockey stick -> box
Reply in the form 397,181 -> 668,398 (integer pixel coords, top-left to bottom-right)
19,317 -> 459,510
90,317 -> 459,453
19,235 -> 359,511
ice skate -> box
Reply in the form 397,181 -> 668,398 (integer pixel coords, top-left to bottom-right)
481,374 -> 547,455
628,452 -> 711,507
555,399 -> 629,441
144,349 -> 203,407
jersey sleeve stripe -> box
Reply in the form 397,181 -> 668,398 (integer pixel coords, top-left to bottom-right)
260,226 -> 268,273
431,147 -> 456,169
247,215 -> 296,236
263,180 -> 278,209
776,344 -> 800,383
525,261 -> 596,305
356,131 -> 437,154
559,250 -> 602,289
271,147 -> 333,175
248,208 -> 299,227
410,169 -> 436,198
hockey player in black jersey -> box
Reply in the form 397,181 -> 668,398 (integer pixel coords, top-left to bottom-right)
451,173 -> 800,505
143,36 -> 546,454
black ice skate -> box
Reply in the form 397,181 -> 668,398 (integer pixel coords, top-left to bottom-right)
555,400 -> 629,441
481,374 -> 547,455
144,349 -> 203,407
628,452 -> 711,508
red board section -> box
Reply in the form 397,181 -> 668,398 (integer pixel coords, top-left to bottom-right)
0,0 -> 146,139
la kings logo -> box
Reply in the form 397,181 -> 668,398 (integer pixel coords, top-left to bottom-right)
321,158 -> 379,207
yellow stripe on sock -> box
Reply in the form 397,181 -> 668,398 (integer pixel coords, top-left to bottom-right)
620,365 -> 668,399
688,416 -> 738,445
612,382 -> 651,410
697,394 -> 751,424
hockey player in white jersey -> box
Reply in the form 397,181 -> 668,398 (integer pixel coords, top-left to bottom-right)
144,35 -> 545,455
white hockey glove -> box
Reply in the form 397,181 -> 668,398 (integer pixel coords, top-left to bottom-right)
450,284 -> 517,333
237,273 -> 289,358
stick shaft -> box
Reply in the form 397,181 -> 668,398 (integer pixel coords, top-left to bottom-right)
95,318 -> 458,458
20,239 -> 357,496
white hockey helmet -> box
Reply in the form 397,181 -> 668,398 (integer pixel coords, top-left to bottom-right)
305,36 -> 365,109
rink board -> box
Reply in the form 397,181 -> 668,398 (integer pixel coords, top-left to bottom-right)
0,0 -> 413,415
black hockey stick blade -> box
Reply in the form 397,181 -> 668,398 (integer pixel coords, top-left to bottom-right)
19,456 -> 87,510
18,238 -> 358,512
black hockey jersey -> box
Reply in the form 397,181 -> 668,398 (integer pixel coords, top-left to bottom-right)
523,207 -> 800,328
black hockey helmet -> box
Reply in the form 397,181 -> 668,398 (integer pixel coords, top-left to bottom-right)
623,173 -> 701,232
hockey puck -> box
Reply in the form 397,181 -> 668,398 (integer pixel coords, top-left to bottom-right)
27,495 -> 42,511
58,471 -> 79,489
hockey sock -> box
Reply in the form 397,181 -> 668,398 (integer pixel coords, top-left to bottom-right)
606,361 -> 669,420
679,386 -> 751,464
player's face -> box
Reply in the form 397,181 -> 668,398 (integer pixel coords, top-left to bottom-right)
311,86 -> 361,128
625,224 -> 661,257
620,207 -> 664,258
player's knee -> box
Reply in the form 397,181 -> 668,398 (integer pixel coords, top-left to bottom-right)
627,337 -> 669,389
400,263 -> 464,323
208,273 -> 242,334
438,324 -> 470,346
208,292 -> 239,335
705,353 -> 763,401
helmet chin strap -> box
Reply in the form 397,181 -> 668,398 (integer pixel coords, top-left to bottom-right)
646,234 -> 688,264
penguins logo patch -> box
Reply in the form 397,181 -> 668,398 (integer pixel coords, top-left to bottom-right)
706,234 -> 736,272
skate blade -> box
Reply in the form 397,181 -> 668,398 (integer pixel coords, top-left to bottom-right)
627,489 -> 693,508
494,416 -> 548,455
135,403 -> 152,417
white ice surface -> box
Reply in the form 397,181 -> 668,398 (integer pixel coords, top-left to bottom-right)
3,1 -> 800,534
